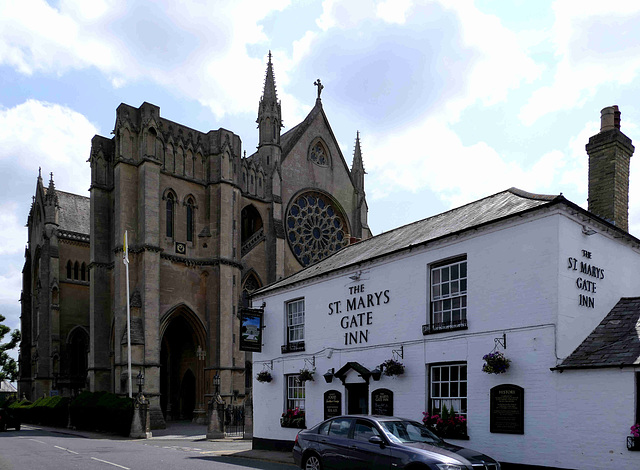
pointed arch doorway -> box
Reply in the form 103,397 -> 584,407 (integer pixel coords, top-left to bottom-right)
160,306 -> 207,422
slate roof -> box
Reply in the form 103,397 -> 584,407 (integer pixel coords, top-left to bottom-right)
57,190 -> 90,235
0,379 -> 17,393
254,188 -> 561,295
557,297 -> 640,369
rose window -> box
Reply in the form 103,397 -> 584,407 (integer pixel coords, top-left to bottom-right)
286,192 -> 349,267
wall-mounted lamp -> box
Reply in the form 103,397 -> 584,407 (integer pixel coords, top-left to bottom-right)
323,368 -> 335,384
349,271 -> 362,281
582,225 -> 597,236
371,367 -> 382,381
136,370 -> 145,395
213,373 -> 221,395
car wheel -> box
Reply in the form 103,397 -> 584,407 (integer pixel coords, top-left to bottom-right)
303,453 -> 322,470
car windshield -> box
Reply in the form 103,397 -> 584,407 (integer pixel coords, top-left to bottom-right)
379,420 -> 443,445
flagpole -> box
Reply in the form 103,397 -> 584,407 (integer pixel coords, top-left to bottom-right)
123,230 -> 132,399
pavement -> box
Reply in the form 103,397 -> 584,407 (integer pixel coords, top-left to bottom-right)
28,421 -> 296,467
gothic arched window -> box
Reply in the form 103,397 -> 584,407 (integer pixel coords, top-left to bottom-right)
309,139 -> 329,167
186,197 -> 195,242
73,261 -> 79,280
66,260 -> 72,279
81,262 -> 86,281
166,193 -> 175,238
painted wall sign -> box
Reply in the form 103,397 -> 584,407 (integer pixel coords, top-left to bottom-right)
239,308 -> 263,352
490,384 -> 524,434
567,249 -> 605,309
324,390 -> 342,420
371,388 -> 393,416
327,282 -> 391,346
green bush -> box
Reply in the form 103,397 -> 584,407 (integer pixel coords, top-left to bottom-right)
70,391 -> 133,436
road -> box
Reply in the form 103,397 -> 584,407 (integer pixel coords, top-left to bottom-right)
0,426 -> 296,470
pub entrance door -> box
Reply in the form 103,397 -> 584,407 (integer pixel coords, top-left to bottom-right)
346,383 -> 368,414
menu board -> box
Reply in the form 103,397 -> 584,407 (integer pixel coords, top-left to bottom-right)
371,389 -> 393,416
324,390 -> 342,420
490,384 -> 524,434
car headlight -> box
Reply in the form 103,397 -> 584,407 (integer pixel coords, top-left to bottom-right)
435,464 -> 465,470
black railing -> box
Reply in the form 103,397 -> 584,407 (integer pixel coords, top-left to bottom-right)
223,405 -> 244,438
281,341 -> 305,353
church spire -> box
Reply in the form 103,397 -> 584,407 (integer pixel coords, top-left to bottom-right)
257,51 -> 282,164
262,51 -> 278,102
351,131 -> 366,194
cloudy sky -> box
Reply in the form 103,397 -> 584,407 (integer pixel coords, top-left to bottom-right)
1,0 -> 640,353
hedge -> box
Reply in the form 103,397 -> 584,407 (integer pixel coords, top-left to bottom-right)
7,392 -> 134,436
70,391 -> 134,436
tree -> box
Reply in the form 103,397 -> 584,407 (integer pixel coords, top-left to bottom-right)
0,314 -> 20,382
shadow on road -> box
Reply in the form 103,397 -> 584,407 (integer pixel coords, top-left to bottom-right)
189,455 -> 297,469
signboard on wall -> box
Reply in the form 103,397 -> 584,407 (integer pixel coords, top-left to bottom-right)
239,308 -> 263,352
371,388 -> 393,416
324,390 -> 342,419
490,384 -> 524,434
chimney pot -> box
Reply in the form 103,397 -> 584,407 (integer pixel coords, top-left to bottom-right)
600,105 -> 620,132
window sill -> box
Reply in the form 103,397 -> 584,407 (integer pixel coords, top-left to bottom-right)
422,320 -> 468,335
281,342 -> 305,354
280,421 -> 306,429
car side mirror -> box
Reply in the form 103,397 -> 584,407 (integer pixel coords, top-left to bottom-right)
369,435 -> 385,447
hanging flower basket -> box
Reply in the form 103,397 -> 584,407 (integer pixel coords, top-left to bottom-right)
256,371 -> 273,383
628,424 -> 640,451
298,368 -> 315,383
482,351 -> 511,374
381,359 -> 405,377
281,408 -> 306,428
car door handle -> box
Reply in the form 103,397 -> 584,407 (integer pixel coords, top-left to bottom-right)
349,445 -> 358,450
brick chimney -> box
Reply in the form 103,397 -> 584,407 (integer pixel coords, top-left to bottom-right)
586,105 -> 635,231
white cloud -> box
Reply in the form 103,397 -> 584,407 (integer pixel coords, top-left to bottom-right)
0,203 -> 27,257
519,1 -> 640,125
438,0 -> 545,123
376,0 -> 413,24
0,99 -> 96,195
0,0 -> 293,119
0,265 -> 21,307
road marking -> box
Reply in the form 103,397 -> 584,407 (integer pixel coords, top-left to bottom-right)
27,439 -> 47,444
54,445 -> 79,454
90,457 -> 130,469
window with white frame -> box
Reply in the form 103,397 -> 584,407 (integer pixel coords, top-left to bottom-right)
286,374 -> 305,411
430,257 -> 467,332
286,298 -> 305,345
429,363 -> 467,418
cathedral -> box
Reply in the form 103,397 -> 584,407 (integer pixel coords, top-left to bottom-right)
19,55 -> 371,427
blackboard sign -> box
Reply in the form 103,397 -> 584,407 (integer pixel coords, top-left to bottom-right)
490,384 -> 524,434
371,389 -> 393,416
324,390 -> 342,420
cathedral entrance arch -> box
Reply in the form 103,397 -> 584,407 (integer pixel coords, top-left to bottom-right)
160,305 -> 206,422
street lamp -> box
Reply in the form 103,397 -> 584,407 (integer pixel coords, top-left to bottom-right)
137,370 -> 145,395
213,374 -> 220,396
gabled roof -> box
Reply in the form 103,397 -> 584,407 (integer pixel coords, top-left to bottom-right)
57,191 -> 90,235
556,297 -> 640,369
253,188 -> 564,295
280,103 -> 324,158
0,380 -> 17,393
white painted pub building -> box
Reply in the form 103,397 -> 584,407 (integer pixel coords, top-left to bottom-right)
250,107 -> 640,470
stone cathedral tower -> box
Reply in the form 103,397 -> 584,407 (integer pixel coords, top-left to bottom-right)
20,54 -> 371,428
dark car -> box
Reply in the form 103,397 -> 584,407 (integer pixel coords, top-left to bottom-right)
293,415 -> 499,470
0,407 -> 20,431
